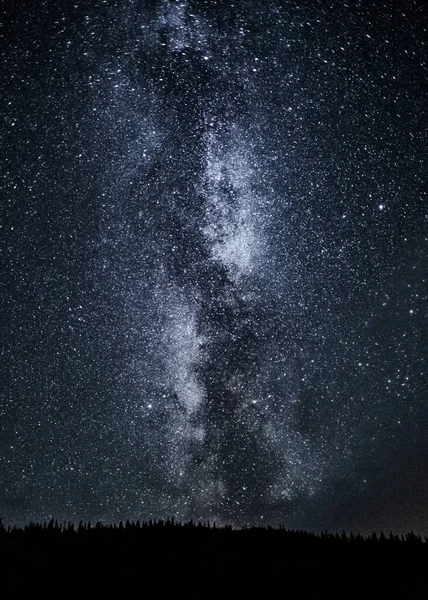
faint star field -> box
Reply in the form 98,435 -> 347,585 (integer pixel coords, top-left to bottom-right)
1,0 -> 428,533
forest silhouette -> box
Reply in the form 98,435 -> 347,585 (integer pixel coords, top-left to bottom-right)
1,518 -> 427,598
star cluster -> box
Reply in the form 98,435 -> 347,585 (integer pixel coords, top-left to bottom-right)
1,0 -> 427,533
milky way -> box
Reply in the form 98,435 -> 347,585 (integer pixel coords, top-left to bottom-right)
1,0 -> 428,532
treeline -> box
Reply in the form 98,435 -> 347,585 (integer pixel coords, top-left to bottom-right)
0,516 -> 426,544
1,518 -> 427,598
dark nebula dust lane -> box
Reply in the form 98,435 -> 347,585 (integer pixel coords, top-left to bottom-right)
1,0 -> 428,532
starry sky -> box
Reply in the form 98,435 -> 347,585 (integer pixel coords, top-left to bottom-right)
1,0 -> 428,533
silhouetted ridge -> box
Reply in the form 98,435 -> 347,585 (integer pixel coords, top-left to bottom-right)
1,518 -> 427,598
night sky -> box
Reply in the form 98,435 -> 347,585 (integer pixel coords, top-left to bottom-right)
1,0 -> 428,534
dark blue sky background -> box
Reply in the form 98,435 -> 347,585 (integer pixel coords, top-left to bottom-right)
1,0 -> 428,533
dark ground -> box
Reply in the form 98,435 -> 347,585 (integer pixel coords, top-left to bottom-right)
1,520 -> 428,598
